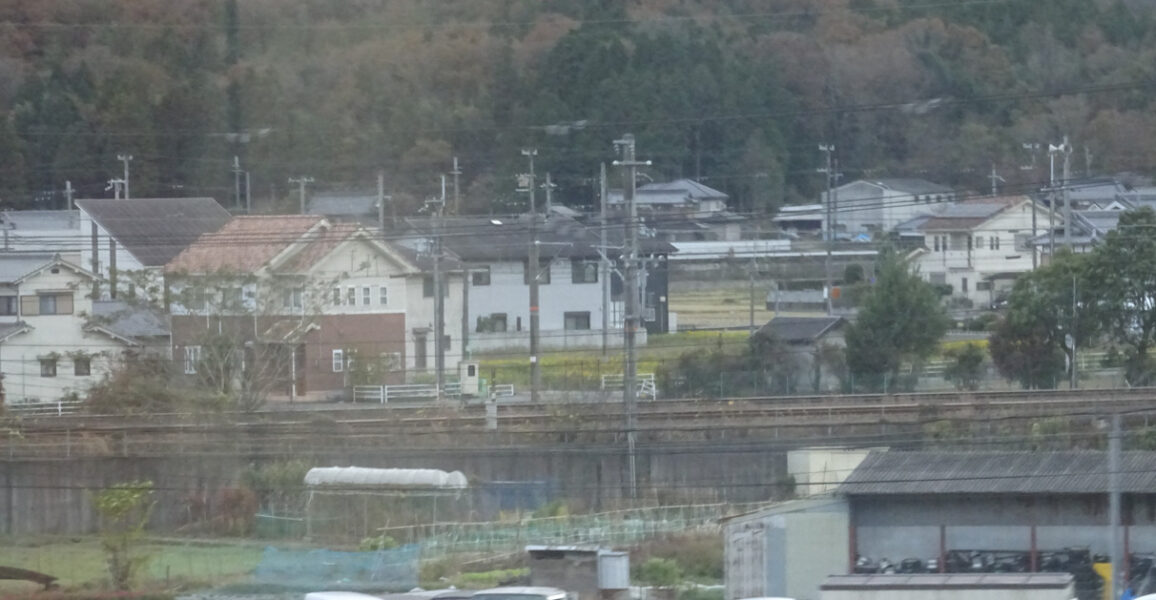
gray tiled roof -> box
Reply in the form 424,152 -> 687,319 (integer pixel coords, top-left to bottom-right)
840,451 -> 1156,495
76,198 -> 232,267
757,316 -> 844,343
0,253 -> 61,283
90,300 -> 169,340
871,178 -> 955,195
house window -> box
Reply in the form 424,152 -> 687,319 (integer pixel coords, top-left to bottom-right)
477,313 -> 508,333
332,349 -> 344,372
471,268 -> 491,286
221,287 -> 243,308
379,286 -> 388,305
524,259 -> 551,284
362,286 -> 371,306
990,236 -> 999,250
74,357 -> 91,376
0,296 -> 15,316
184,287 -> 206,310
39,358 -> 56,377
571,259 -> 599,284
332,287 -> 342,306
183,346 -> 201,375
346,286 -> 356,305
283,287 -> 304,309
21,293 -> 74,316
564,311 -> 591,330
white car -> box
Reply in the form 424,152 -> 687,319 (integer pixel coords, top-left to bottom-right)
471,587 -> 574,600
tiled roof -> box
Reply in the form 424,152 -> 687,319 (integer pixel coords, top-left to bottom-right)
757,316 -> 844,343
75,198 -> 232,267
165,215 -> 325,273
840,450 -> 1156,495
90,300 -> 169,340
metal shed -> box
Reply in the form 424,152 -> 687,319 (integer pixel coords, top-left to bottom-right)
526,545 -> 630,600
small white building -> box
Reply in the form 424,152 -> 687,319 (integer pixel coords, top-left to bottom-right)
907,196 -> 1053,307
0,254 -> 166,406
825,179 -> 957,237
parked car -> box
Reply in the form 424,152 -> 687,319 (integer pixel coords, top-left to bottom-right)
472,587 -> 574,600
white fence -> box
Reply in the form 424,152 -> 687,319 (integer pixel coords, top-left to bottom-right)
5,399 -> 83,417
352,382 -> 515,403
601,373 -> 657,400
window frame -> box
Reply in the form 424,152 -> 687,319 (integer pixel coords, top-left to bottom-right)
74,357 -> 92,376
183,346 -> 202,375
471,268 -> 491,286
564,311 -> 592,331
0,296 -> 15,316
332,349 -> 344,373
39,358 -> 57,377
379,285 -> 388,305
571,259 -> 599,284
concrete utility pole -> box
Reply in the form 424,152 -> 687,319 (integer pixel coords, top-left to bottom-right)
233,156 -> 243,210
117,154 -> 133,199
1085,146 -> 1093,178
1023,142 -> 1042,269
1109,413 -> 1122,600
748,256 -> 757,334
451,157 -> 462,215
430,177 -> 447,402
377,171 -> 386,232
614,133 -> 651,500
289,176 -> 314,214
542,172 -> 556,215
600,163 -> 610,357
989,163 -> 1005,198
1048,143 -> 1061,260
819,144 -> 837,316
1061,136 -> 1073,250
64,181 -> 73,211
245,171 -> 251,213
521,148 -> 542,404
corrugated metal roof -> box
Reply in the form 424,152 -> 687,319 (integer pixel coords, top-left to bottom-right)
839,451 -> 1156,495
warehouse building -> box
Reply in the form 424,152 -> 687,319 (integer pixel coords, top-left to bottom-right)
724,450 -> 1156,600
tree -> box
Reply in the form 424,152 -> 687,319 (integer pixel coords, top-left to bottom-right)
844,249 -> 949,392
943,343 -> 985,391
987,250 -> 1096,389
92,480 -> 154,590
1087,208 -> 1156,384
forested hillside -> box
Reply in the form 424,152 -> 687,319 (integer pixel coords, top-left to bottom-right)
0,0 -> 1154,215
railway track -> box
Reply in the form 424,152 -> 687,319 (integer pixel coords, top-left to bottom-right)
8,387 -> 1156,436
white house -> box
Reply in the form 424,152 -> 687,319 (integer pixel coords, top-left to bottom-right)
0,253 -> 167,406
824,178 -> 957,237
909,196 -> 1053,307
166,216 -> 463,395
1,199 -> 232,304
405,215 -> 675,355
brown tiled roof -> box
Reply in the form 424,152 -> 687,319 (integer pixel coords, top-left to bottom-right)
165,215 -> 325,273
275,223 -> 362,273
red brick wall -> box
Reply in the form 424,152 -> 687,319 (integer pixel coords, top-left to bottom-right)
302,313 -> 407,393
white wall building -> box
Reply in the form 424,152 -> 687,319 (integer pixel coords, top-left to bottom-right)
909,196 -> 1053,306
824,179 -> 957,237
0,254 -> 164,406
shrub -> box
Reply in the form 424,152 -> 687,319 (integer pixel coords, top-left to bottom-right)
633,557 -> 683,587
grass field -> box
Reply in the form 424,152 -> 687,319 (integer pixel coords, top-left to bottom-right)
668,283 -> 777,330
0,538 -> 263,592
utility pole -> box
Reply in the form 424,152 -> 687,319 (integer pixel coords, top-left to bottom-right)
1048,143 -> 1061,261
600,163 -> 610,357
117,154 -> 133,199
1023,142 -> 1041,269
451,157 -> 462,215
614,133 -> 651,500
1071,275 -> 1078,390
1061,136 -> 1073,250
233,156 -> 243,211
1109,413 -> 1122,600
64,181 -> 74,211
430,177 -> 447,402
521,148 -> 541,404
748,256 -> 757,334
245,171 -> 251,213
542,172 -> 556,215
989,163 -> 1005,197
819,144 -> 837,316
289,176 -> 314,214
377,171 -> 386,232
1085,146 -> 1093,178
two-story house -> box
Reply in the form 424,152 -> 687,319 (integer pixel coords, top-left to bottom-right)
0,253 -> 168,406
0,198 -> 232,304
825,178 -> 957,238
166,216 -> 462,400
405,215 -> 674,355
909,196 -> 1053,307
